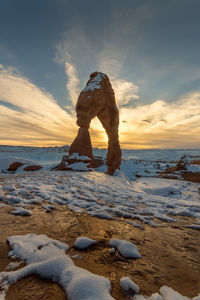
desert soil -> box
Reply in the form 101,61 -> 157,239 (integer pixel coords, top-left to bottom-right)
0,199 -> 200,300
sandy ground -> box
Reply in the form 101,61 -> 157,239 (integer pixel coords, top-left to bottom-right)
0,201 -> 200,300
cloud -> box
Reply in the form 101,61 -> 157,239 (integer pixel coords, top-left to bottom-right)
0,65 -> 76,146
95,46 -> 140,107
55,27 -> 140,110
55,28 -> 97,69
111,78 -> 139,107
55,31 -> 94,108
1,65 -> 199,148
97,47 -> 127,76
64,62 -> 80,106
118,93 -> 200,148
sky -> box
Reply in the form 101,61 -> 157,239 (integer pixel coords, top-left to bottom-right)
0,0 -> 200,149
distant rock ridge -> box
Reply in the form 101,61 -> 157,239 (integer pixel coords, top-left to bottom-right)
159,154 -> 200,183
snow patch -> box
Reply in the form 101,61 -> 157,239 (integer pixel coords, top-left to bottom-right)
68,153 -> 91,161
120,276 -> 140,295
11,207 -> 32,216
74,237 -> 97,250
68,162 -> 90,171
43,204 -> 58,212
5,262 -> 23,271
109,238 -> 141,259
0,234 -> 114,300
82,73 -> 106,92
132,286 -> 200,300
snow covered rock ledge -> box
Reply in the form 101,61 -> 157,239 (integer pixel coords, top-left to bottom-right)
0,234 -> 115,300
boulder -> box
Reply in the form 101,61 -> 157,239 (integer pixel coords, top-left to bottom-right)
7,162 -> 43,173
7,162 -> 24,172
159,154 -> 200,183
23,165 -> 42,172
54,155 -> 104,171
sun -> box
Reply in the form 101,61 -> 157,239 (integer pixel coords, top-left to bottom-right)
90,118 -> 108,148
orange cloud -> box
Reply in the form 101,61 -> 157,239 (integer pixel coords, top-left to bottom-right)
0,65 -> 199,148
118,94 -> 200,148
0,65 -> 76,146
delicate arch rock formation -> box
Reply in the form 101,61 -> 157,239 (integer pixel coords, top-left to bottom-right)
69,72 -> 121,175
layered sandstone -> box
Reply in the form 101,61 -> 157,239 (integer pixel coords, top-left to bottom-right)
68,71 -> 121,174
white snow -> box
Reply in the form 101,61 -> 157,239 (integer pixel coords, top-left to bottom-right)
183,224 -> 200,230
109,238 -> 141,259
126,221 -> 144,229
7,234 -> 69,261
5,262 -> 23,271
120,276 -> 140,294
132,286 -> 200,300
133,293 -> 163,300
82,72 -> 106,92
1,234 -> 199,300
11,207 -> 32,216
0,147 -> 200,299
68,162 -> 90,171
1,168 -> 199,227
0,290 -> 6,300
187,164 -> 200,172
70,254 -> 82,259
3,196 -> 22,204
74,237 -> 97,249
0,157 -> 44,175
0,234 -> 114,300
109,248 -> 115,254
68,153 -> 91,161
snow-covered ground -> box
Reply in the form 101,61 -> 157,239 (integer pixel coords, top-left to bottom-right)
1,170 -> 199,227
1,146 -> 200,177
0,146 -> 200,299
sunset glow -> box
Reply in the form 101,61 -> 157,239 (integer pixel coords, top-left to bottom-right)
0,1 -> 200,149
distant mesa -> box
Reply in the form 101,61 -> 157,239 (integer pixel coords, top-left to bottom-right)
56,71 -> 122,175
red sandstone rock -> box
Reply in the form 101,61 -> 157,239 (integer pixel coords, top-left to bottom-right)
69,128 -> 93,159
159,154 -> 200,183
7,162 -> 42,173
23,165 -> 42,172
164,154 -> 188,173
68,72 -> 121,175
54,155 -> 104,171
7,162 -> 24,172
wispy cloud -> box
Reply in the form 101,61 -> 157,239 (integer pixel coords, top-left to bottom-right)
111,78 -> 139,107
96,46 -> 140,107
1,64 -> 199,148
55,26 -> 140,109
119,93 -> 200,148
0,65 -> 76,146
64,62 -> 80,106
54,35 -> 200,149
97,47 -> 127,76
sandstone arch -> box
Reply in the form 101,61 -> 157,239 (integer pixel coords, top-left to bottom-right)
69,72 -> 121,175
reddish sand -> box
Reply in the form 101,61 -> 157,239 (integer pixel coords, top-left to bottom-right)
0,204 -> 199,300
